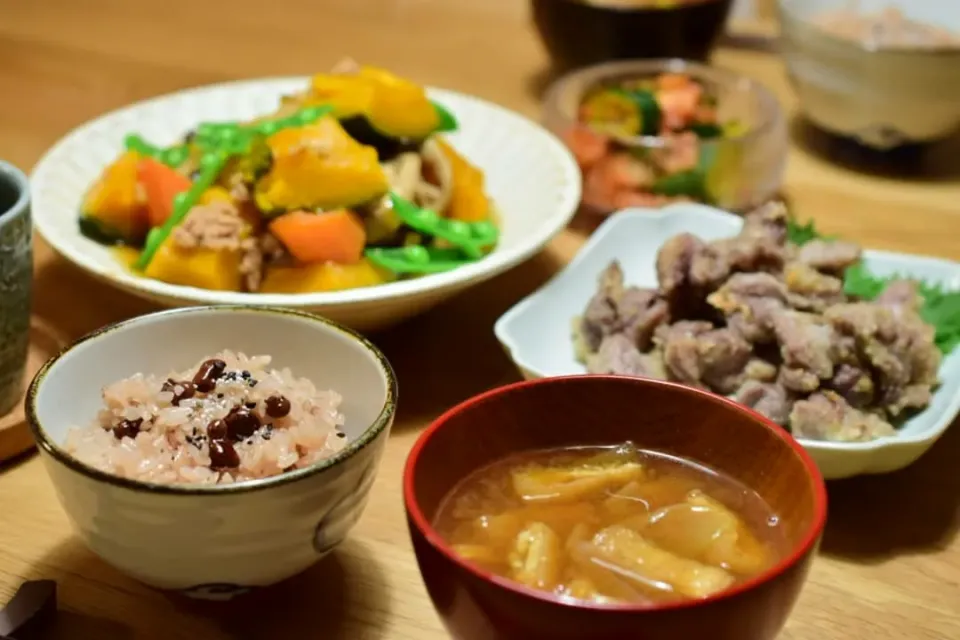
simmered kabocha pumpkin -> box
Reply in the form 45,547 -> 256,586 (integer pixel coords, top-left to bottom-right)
309,66 -> 441,141
435,139 -> 491,223
143,235 -> 244,291
260,258 -> 394,293
253,116 -> 389,212
79,151 -> 149,245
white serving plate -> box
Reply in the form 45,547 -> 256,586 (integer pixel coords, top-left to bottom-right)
494,204 -> 960,480
31,78 -> 581,332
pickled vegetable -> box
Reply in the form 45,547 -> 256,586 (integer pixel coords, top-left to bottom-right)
569,71 -> 748,212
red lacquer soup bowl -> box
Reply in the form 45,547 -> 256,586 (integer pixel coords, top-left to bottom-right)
403,375 -> 827,640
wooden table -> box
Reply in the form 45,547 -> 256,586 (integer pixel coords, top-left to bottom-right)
1,1 -> 959,638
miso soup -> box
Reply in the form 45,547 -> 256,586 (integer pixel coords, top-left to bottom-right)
433,443 -> 786,605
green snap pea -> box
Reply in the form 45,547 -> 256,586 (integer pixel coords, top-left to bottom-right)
388,193 -> 497,259
365,246 -> 478,274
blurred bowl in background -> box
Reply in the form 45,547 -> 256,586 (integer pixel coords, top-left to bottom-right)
543,59 -> 787,217
531,0 -> 735,73
778,0 -> 960,149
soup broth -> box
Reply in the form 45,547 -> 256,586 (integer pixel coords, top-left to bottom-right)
434,443 -> 786,605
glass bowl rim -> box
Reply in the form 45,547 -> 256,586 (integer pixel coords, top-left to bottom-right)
542,58 -> 784,150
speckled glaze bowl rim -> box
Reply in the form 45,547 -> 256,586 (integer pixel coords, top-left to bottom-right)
403,374 -> 829,614
25,305 -> 398,496
777,0 -> 960,59
0,159 -> 30,221
542,58 -> 784,150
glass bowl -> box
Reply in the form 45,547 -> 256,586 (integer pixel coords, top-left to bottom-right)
543,59 -> 788,217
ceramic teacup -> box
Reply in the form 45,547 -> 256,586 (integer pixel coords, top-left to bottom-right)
0,160 -> 32,416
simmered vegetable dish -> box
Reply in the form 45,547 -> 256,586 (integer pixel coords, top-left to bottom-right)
564,72 -> 746,211
435,443 -> 785,605
79,63 -> 499,293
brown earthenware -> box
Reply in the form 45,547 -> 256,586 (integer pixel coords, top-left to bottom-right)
404,375 -> 827,640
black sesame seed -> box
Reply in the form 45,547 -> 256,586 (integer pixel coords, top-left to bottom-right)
336,431 -> 346,438
245,401 -> 257,409
241,370 -> 252,379
217,393 -> 224,399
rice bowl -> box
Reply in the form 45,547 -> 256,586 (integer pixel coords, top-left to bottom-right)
26,306 -> 396,595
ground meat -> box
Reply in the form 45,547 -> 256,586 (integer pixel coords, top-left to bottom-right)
227,173 -> 251,202
790,392 -> 896,442
239,237 -> 263,292
172,202 -> 247,251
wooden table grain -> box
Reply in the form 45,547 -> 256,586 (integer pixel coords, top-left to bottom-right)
1,1 -> 959,638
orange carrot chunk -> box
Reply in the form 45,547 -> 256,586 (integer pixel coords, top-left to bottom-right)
137,158 -> 193,228
268,209 -> 367,264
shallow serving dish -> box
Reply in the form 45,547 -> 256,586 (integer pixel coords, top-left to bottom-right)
544,59 -> 787,216
531,0 -> 734,73
26,306 -> 396,598
493,204 -> 960,480
404,375 -> 827,640
778,0 -> 960,149
30,78 -> 581,333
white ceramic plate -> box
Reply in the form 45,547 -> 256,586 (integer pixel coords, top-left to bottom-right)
31,78 -> 581,332
494,204 -> 960,480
